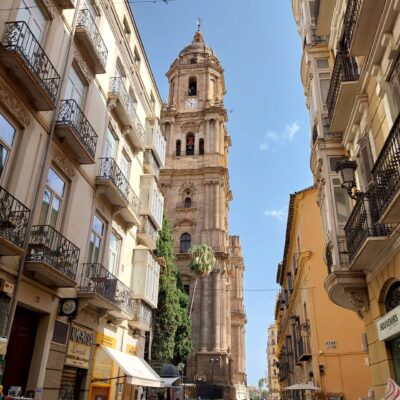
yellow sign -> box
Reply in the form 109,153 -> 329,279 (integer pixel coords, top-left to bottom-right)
65,325 -> 94,369
126,344 -> 138,355
96,333 -> 117,349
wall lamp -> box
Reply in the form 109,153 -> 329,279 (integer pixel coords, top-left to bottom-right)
335,158 -> 364,200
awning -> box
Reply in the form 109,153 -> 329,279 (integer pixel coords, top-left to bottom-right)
101,346 -> 163,387
161,377 -> 181,387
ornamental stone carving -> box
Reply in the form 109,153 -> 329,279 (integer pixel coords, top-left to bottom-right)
52,147 -> 76,178
73,49 -> 94,84
0,79 -> 30,127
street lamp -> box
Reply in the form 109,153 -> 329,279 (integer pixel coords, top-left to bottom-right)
335,158 -> 361,199
209,357 -> 219,384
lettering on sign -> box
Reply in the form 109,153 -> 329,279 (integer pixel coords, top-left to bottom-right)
376,305 -> 400,341
65,324 -> 94,369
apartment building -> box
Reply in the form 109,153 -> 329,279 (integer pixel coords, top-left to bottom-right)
266,324 -> 280,400
0,1 -> 165,399
292,0 -> 400,396
274,187 -> 371,399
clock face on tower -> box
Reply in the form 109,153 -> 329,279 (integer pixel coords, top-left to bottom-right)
185,98 -> 198,110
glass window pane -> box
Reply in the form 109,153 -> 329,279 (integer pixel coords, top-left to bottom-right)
316,59 -> 329,69
93,236 -> 101,263
93,215 -> 104,235
334,187 -> 351,225
88,232 -> 95,263
0,146 -> 9,177
47,168 -> 65,197
49,197 -> 60,228
38,189 -> 51,225
0,114 -> 15,148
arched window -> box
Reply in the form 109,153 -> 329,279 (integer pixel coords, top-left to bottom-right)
385,281 -> 400,312
199,138 -> 205,155
188,77 -> 197,96
186,133 -> 195,155
184,197 -> 192,208
180,233 -> 191,253
176,140 -> 181,156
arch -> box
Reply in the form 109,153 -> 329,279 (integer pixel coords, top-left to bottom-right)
199,138 -> 205,155
188,77 -> 197,96
384,281 -> 400,312
186,133 -> 195,155
176,140 -> 181,156
184,197 -> 192,208
180,233 -> 191,253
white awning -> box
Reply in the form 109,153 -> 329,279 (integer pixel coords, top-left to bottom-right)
101,346 -> 163,387
161,377 -> 181,387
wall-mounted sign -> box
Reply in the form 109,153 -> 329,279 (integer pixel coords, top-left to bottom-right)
126,344 -> 138,355
96,332 -> 117,349
376,305 -> 400,341
65,324 -> 94,369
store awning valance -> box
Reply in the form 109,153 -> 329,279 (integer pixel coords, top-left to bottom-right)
101,346 -> 163,387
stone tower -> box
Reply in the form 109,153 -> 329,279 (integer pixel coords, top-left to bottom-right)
160,30 -> 247,397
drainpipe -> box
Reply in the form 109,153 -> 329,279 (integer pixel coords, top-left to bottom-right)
3,0 -> 83,346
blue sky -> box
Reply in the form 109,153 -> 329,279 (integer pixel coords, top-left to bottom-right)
132,0 -> 313,386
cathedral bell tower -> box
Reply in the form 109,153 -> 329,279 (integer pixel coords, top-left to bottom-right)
160,30 -> 246,396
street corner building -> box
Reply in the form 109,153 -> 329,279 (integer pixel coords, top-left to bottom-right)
159,31 -> 247,400
0,0 -> 167,399
292,0 -> 400,397
274,187 -> 371,398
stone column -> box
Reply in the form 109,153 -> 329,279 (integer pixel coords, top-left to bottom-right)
219,183 -> 225,233
204,183 -> 210,230
220,121 -> 225,154
220,273 -> 227,352
214,119 -> 220,153
214,182 -> 220,229
200,276 -> 208,351
226,281 -> 232,352
205,119 -> 210,153
213,270 -> 221,351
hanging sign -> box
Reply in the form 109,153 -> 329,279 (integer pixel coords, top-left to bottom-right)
376,305 -> 400,341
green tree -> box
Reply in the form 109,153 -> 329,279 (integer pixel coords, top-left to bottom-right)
152,215 -> 193,364
188,244 -> 216,316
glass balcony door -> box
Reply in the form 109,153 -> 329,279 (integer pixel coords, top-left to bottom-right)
16,0 -> 47,43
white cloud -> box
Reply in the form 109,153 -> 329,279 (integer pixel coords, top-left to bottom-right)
258,121 -> 301,151
263,207 -> 287,221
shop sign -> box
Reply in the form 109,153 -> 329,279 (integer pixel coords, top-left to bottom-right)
65,324 -> 94,369
376,305 -> 400,341
126,344 -> 138,355
96,332 -> 117,349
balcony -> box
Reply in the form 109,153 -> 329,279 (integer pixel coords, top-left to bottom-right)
296,335 -> 312,362
78,263 -> 133,319
137,216 -> 158,250
55,99 -> 98,164
108,77 -> 145,149
129,299 -> 152,331
372,113 -> 400,224
54,0 -> 75,8
75,9 -> 108,74
315,0 -> 336,36
96,158 -> 141,226
25,225 -> 79,288
0,186 -> 30,256
343,0 -> 385,56
0,22 -> 60,110
145,121 -> 166,166
310,27 -> 327,46
143,149 -> 160,177
326,51 -> 360,132
344,193 -> 391,270
139,175 -> 164,230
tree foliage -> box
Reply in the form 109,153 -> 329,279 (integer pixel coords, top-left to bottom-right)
152,215 -> 193,365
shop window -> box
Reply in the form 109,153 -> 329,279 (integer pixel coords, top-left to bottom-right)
186,133 -> 195,155
180,233 -> 191,253
188,77 -> 197,96
176,140 -> 181,156
199,138 -> 205,155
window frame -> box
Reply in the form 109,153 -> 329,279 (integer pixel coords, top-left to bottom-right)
87,213 -> 106,264
180,232 -> 191,253
0,112 -> 17,184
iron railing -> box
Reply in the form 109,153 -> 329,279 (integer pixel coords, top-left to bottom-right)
1,21 -> 60,102
143,149 -> 160,176
76,9 -> 108,69
296,334 -> 312,361
372,113 -> 400,219
310,27 -> 327,45
26,225 -> 80,280
326,51 -> 359,122
56,99 -> 98,159
131,299 -> 152,327
109,77 -> 146,145
343,0 -> 362,52
344,192 -> 391,262
79,263 -> 133,315
138,216 -> 158,244
0,186 -> 30,249
97,157 -> 141,215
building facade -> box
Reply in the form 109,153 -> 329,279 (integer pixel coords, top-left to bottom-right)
160,30 -> 247,399
292,0 -> 400,396
266,324 -> 280,400
0,1 -> 165,399
274,187 -> 371,398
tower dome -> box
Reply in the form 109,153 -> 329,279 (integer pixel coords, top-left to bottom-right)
179,30 -> 215,58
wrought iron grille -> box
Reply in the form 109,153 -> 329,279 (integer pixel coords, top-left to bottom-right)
144,149 -> 160,176
371,112 -> 400,219
343,0 -> 362,52
385,282 -> 400,312
344,191 -> 391,262
1,21 -> 60,102
97,157 -> 141,215
79,263 -> 134,315
138,216 -> 158,244
56,99 -> 98,159
278,350 -> 289,382
326,51 -> 359,122
26,225 -> 80,280
77,9 -> 108,69
0,186 -> 30,249
297,333 -> 312,361
131,299 -> 152,326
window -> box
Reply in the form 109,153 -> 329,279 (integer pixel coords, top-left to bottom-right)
184,197 -> 192,208
119,152 -> 130,196
199,138 -> 205,155
108,232 -> 121,275
150,91 -> 155,110
180,233 -> 191,253
122,17 -> 131,39
186,133 -> 195,156
0,113 -> 15,179
357,137 -> 374,191
183,284 -> 190,296
319,72 -> 331,106
134,46 -> 141,68
176,140 -> 181,156
16,0 -> 47,43
65,66 -> 86,107
88,214 -> 105,263
104,129 -> 118,158
188,77 -> 197,96
38,168 -> 66,228
390,54 -> 400,112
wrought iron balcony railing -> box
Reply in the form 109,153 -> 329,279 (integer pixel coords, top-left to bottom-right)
0,186 -> 30,250
343,0 -> 362,52
56,99 -> 98,159
79,263 -> 133,315
144,149 -> 160,176
326,51 -> 359,122
310,27 -> 327,45
371,113 -> 400,219
296,334 -> 312,362
138,216 -> 158,245
131,299 -> 152,327
1,21 -> 60,102
26,225 -> 80,280
97,157 -> 141,215
76,9 -> 108,70
344,192 -> 392,263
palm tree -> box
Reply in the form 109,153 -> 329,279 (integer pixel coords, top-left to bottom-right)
188,244 -> 216,317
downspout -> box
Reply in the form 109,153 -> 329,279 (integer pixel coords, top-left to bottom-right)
4,0 -> 83,341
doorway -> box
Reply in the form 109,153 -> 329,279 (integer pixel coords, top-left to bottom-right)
391,336 -> 400,384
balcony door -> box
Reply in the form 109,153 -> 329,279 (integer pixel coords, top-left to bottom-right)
65,67 -> 86,108
87,215 -> 105,264
108,232 -> 120,276
16,0 -> 47,43
104,129 -> 117,159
